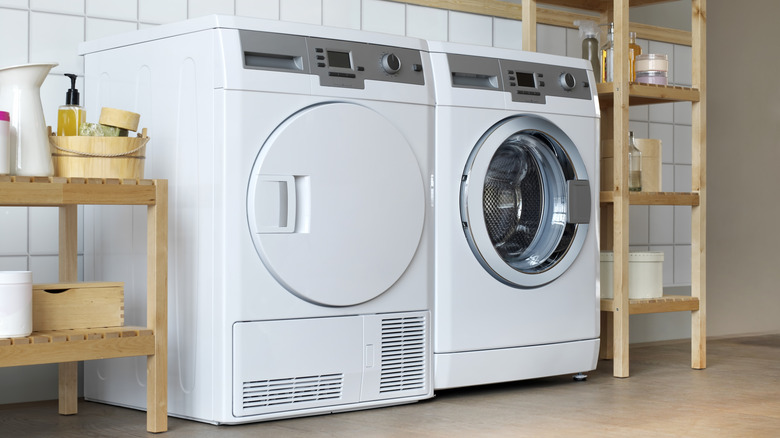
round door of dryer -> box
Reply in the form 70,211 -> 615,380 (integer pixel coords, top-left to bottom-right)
460,114 -> 591,288
247,102 -> 426,307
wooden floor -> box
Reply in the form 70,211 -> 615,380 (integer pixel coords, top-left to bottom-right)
2,334 -> 779,437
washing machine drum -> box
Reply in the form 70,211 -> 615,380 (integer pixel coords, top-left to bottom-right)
461,115 -> 591,288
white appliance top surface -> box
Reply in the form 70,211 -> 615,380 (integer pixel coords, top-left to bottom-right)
427,40 -> 587,70
79,14 -> 428,55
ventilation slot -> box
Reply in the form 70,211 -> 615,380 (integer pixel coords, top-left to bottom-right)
380,316 -> 426,393
242,374 -> 343,409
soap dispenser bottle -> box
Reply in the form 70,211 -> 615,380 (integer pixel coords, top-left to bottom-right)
574,20 -> 600,81
57,73 -> 85,136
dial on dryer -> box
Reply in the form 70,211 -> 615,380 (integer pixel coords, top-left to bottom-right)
381,53 -> 402,74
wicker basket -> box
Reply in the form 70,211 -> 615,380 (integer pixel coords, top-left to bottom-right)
48,127 -> 149,179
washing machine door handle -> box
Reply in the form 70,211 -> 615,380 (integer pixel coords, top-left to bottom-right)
566,179 -> 591,224
249,174 -> 297,233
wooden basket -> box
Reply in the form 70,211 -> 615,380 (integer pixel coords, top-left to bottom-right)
48,127 -> 149,179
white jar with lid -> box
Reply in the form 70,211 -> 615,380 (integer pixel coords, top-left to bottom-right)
0,111 -> 9,175
0,271 -> 33,338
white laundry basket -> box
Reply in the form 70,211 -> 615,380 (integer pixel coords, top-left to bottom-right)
600,251 -> 664,299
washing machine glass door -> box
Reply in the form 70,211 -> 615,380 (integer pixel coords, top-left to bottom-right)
461,115 -> 590,288
247,102 -> 426,307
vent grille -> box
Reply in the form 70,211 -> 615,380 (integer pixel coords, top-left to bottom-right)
380,315 -> 426,393
242,374 -> 343,409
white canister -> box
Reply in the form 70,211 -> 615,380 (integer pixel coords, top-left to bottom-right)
600,251 -> 664,299
636,54 -> 669,73
0,271 -> 33,338
0,111 -> 9,175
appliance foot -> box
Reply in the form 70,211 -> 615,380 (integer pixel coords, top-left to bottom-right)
573,373 -> 588,382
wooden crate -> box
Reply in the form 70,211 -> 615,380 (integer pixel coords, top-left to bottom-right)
32,282 -> 124,331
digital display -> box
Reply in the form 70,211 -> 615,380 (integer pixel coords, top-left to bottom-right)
516,71 -> 536,88
327,50 -> 352,69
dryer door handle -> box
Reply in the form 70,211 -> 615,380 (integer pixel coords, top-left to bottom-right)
250,175 -> 297,233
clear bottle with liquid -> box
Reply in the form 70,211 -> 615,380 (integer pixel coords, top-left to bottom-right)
628,31 -> 642,82
600,22 -> 614,83
628,131 -> 642,192
575,20 -> 600,81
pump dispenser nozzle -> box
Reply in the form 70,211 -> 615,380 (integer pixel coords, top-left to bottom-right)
64,73 -> 80,106
574,20 -> 599,40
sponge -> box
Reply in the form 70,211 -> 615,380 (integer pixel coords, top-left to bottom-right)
79,122 -> 129,137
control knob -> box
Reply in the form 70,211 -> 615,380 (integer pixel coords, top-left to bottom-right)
381,53 -> 402,75
559,72 -> 576,91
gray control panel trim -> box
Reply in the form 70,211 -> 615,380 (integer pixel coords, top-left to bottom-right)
446,53 -> 592,104
239,30 -> 425,89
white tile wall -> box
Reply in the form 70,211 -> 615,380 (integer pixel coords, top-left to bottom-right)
448,11 -> 492,46
493,17 -> 523,50
86,0 -> 136,21
406,5 -> 447,42
362,0 -> 405,35
0,0 -> 696,404
0,8 -> 29,66
323,0 -> 360,29
280,0 -> 322,25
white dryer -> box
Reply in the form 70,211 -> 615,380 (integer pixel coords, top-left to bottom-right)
79,16 -> 433,424
428,41 -> 600,389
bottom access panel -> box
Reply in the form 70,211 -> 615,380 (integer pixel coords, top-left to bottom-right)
233,311 -> 431,420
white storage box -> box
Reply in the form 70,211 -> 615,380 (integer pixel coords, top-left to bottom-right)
600,251 -> 664,299
0,271 -> 33,338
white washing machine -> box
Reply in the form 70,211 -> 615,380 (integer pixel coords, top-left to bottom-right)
428,41 -> 600,390
79,15 -> 433,424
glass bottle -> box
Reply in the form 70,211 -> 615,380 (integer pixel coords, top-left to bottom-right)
628,31 -> 642,82
600,22 -> 614,83
628,131 -> 642,192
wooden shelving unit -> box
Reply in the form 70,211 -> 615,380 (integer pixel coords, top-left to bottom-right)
0,176 -> 168,433
536,0 -> 707,377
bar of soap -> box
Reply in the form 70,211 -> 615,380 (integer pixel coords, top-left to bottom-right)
79,122 -> 129,137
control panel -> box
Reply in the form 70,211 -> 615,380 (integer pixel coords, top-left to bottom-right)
239,30 -> 425,89
446,53 -> 592,104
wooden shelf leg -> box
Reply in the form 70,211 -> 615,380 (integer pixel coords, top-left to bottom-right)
521,0 -> 537,52
58,362 -> 78,415
691,0 -> 707,371
599,311 -> 614,360
58,205 -> 79,415
146,180 -> 168,433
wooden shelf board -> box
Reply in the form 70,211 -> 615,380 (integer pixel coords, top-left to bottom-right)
539,0 -> 680,10
601,295 -> 700,315
0,326 -> 155,367
596,83 -> 700,106
599,191 -> 700,206
0,177 -> 157,206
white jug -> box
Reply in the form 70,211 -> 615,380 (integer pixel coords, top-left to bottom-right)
0,63 -> 58,176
